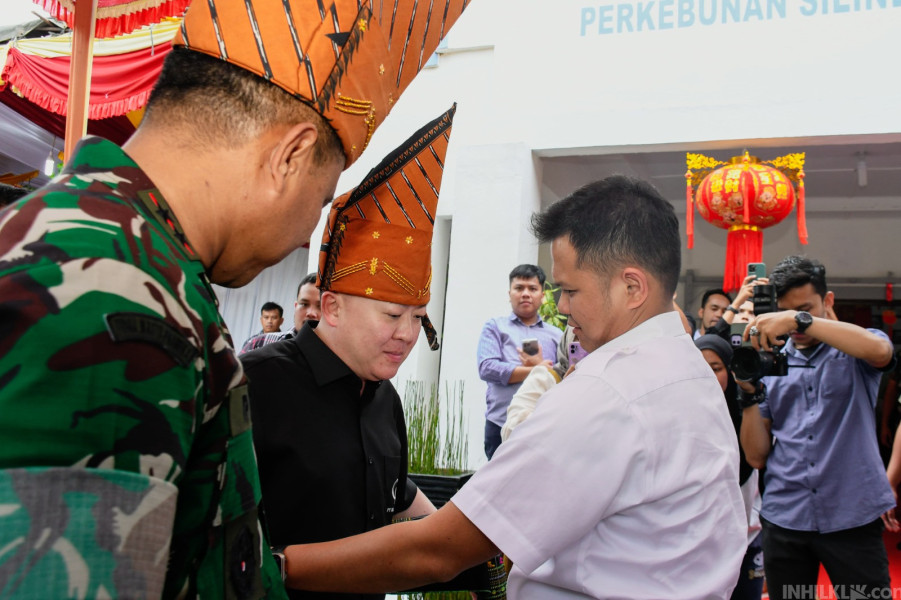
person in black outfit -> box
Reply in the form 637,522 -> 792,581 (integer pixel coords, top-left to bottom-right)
242,318 -> 433,600
241,108 -> 456,600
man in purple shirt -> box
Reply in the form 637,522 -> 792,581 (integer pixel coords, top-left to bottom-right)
477,264 -> 563,459
739,255 -> 897,600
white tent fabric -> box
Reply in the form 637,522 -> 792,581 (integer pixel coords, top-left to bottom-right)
214,245 -> 313,348
0,100 -> 56,187
0,18 -> 42,44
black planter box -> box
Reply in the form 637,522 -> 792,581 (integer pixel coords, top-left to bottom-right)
408,472 -> 473,508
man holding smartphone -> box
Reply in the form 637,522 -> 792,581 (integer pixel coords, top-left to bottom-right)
477,264 -> 563,459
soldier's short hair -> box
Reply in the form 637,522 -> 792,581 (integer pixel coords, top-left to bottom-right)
0,183 -> 29,208
144,47 -> 342,166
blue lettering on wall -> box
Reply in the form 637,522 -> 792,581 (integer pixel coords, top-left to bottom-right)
679,0 -> 697,25
723,0 -> 741,22
579,0 -> 897,35
618,2 -> 635,31
659,0 -> 676,27
699,0 -> 718,23
768,0 -> 787,18
744,0 -> 764,20
800,0 -> 817,15
580,6 -> 597,35
637,1 -> 657,29
599,4 -> 616,31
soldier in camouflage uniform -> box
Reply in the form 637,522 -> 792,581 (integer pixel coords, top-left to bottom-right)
0,134 -> 295,598
0,0 -> 470,597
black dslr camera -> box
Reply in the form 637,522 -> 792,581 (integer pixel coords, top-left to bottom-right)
730,264 -> 789,383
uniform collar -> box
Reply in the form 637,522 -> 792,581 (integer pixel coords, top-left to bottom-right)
63,136 -> 200,262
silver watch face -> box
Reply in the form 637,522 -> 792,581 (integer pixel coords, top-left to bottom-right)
272,552 -> 287,581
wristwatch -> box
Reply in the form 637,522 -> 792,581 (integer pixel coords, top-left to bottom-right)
725,306 -> 738,314
738,382 -> 767,409
271,546 -> 288,582
794,311 -> 814,333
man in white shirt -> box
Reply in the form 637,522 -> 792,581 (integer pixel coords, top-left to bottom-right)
281,175 -> 747,599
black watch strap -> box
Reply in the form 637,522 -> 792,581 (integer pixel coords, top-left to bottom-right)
794,310 -> 814,333
738,383 -> 766,410
271,546 -> 287,582
725,306 -> 739,314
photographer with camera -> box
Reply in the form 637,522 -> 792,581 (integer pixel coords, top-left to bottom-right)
737,256 -> 897,600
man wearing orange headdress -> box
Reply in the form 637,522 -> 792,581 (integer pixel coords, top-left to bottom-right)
241,107 -> 455,600
0,0 -> 472,597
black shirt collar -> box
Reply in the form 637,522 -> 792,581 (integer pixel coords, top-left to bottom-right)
294,322 -> 382,397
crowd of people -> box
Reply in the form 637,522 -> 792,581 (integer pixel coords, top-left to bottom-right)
0,0 -> 899,598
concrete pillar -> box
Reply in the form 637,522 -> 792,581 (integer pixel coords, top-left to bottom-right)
436,142 -> 543,469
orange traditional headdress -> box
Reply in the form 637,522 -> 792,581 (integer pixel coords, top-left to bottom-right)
318,104 -> 456,350
172,0 -> 470,167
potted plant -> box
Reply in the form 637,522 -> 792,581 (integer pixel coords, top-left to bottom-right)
404,380 -> 472,507
401,381 -> 506,600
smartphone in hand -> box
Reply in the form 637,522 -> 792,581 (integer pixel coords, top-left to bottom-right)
569,341 -> 589,365
522,338 -> 539,356
747,263 -> 766,279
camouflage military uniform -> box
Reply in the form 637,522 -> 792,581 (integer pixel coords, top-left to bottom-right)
0,137 -> 287,599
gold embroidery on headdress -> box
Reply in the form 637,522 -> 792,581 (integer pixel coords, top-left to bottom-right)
335,94 -> 376,153
332,261 -> 368,281
419,270 -> 432,299
381,262 -> 416,296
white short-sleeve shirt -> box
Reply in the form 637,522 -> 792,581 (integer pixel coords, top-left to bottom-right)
453,311 -> 746,599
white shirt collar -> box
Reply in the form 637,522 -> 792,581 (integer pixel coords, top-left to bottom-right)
599,311 -> 686,355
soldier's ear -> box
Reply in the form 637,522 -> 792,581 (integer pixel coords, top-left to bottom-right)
269,122 -> 319,194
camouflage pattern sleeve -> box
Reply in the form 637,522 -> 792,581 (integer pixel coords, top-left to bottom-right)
0,137 -> 287,599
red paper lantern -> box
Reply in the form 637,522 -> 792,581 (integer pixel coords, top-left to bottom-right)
686,151 -> 807,291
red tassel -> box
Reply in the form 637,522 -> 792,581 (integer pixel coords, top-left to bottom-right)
686,172 -> 694,249
723,226 -> 763,292
797,171 -> 808,245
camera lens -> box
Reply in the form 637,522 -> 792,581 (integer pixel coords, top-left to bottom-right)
731,347 -> 762,382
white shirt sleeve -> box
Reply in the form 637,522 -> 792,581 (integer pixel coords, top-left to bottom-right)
501,366 -> 559,442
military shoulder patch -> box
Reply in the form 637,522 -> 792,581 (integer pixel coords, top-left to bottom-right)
104,312 -> 199,368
